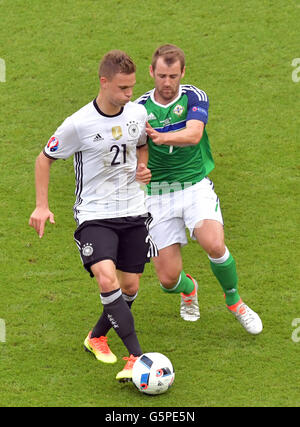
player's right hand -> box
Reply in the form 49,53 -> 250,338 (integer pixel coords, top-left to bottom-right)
29,207 -> 55,238
145,122 -> 167,145
136,162 -> 152,184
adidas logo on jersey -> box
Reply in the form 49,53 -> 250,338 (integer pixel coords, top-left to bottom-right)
93,133 -> 104,142
147,112 -> 157,121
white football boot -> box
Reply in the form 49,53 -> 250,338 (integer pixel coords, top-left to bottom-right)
227,299 -> 263,335
180,274 -> 200,322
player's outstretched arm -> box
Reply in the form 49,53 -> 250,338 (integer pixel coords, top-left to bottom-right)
146,120 -> 204,146
29,152 -> 55,238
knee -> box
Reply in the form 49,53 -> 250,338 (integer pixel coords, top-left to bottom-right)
92,264 -> 118,292
98,272 -> 118,291
159,270 -> 181,289
207,241 -> 226,259
121,276 -> 140,296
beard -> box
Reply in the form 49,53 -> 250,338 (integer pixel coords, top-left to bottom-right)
156,86 -> 178,103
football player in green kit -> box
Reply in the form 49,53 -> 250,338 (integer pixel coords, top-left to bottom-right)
136,44 -> 262,334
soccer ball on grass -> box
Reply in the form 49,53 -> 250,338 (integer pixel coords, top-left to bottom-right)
132,352 -> 175,395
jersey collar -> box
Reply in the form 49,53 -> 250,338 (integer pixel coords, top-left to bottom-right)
150,85 -> 183,108
93,98 -> 124,117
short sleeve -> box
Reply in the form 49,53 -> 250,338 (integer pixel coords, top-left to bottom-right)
136,105 -> 148,147
43,116 -> 81,160
185,87 -> 209,125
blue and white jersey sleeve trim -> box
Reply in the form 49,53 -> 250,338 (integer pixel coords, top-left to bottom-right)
181,85 -> 209,124
134,90 -> 152,105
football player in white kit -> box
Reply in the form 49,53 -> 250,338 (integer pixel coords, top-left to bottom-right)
29,50 -> 157,382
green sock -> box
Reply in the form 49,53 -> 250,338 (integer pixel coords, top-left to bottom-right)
160,271 -> 195,295
210,254 -> 240,306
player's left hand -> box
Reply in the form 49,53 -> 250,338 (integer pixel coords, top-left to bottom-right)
145,122 -> 166,145
136,163 -> 151,184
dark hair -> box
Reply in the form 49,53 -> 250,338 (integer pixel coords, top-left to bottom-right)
98,50 -> 136,80
151,44 -> 185,71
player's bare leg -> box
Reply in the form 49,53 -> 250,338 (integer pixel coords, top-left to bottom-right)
117,270 -> 140,306
193,219 -> 225,260
153,244 -> 200,321
194,219 -> 262,334
153,244 -> 182,289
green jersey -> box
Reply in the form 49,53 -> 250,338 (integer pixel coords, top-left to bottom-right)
137,85 -> 214,195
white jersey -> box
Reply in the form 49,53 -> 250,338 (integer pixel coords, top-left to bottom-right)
44,99 -> 148,225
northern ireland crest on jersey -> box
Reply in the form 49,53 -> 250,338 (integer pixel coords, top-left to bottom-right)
126,121 -> 139,138
173,104 -> 184,116
112,126 -> 123,140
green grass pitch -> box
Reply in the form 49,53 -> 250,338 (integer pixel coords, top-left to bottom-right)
0,0 -> 299,407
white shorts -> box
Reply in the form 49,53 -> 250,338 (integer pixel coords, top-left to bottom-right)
145,177 -> 224,250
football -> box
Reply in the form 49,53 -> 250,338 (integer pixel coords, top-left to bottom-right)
132,352 -> 175,395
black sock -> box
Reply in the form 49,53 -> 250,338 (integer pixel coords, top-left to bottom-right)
122,291 -> 138,309
91,312 -> 112,339
98,289 -> 142,356
91,292 -> 138,338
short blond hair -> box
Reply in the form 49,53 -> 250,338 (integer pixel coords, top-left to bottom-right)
98,50 -> 136,80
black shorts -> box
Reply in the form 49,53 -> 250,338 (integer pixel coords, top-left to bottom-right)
74,214 -> 158,276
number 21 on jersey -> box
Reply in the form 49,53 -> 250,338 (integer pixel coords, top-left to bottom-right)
110,144 -> 127,166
